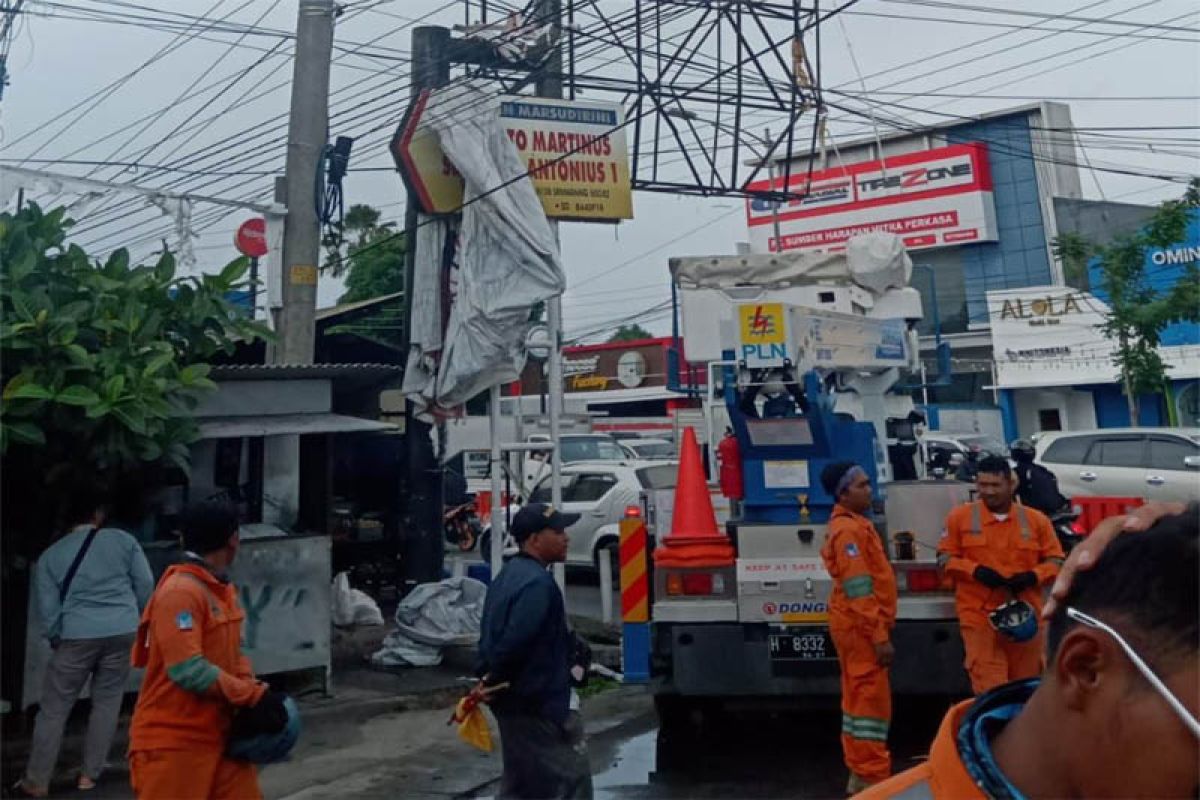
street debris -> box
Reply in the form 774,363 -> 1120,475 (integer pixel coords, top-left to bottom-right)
331,572 -> 385,628
371,577 -> 487,667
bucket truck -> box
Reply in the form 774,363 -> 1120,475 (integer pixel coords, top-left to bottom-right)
648,235 -> 972,725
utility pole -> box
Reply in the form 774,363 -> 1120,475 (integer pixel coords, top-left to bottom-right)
534,0 -> 568,595
400,26 -> 452,591
277,0 -> 336,365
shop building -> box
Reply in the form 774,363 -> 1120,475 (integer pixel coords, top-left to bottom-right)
511,336 -> 703,436
755,102 -> 1193,437
988,209 -> 1200,437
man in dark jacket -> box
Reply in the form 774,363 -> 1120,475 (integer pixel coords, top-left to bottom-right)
477,503 -> 593,799
1010,439 -> 1069,516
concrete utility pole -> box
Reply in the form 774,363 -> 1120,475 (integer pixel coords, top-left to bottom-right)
277,0 -> 336,365
534,0 -> 568,594
400,26 -> 452,590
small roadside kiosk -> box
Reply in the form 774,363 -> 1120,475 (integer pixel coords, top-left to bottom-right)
21,363 -> 401,708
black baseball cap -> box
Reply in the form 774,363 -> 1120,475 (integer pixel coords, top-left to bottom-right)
510,503 -> 581,541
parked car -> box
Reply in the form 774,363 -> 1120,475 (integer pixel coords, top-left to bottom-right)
617,437 -> 675,460
922,432 -> 1008,471
1035,427 -> 1200,503
483,460 -> 678,571
523,433 -> 628,488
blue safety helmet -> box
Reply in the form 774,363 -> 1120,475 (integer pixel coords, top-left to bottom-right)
989,599 -> 1039,643
226,695 -> 301,764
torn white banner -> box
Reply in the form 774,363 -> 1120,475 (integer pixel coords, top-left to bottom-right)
404,82 -> 565,414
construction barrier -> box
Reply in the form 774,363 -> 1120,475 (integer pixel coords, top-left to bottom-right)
1071,495 -> 1145,535
619,515 -> 650,682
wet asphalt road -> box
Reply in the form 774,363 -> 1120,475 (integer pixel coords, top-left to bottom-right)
586,697 -> 952,799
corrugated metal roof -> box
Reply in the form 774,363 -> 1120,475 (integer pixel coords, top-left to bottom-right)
197,413 -> 398,438
210,363 -> 402,381
315,292 -> 405,321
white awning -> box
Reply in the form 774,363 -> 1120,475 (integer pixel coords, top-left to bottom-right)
197,413 -> 397,439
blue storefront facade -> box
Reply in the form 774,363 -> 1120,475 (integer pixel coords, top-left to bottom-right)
1087,208 -> 1200,429
987,208 -> 1199,440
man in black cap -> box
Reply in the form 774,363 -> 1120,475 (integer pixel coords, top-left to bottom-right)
476,503 -> 594,799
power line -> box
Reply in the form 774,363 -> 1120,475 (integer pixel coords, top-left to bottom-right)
876,0 -> 1200,33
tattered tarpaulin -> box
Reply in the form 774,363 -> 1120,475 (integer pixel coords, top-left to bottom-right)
403,82 -> 565,416
402,215 -> 451,414
371,577 -> 487,667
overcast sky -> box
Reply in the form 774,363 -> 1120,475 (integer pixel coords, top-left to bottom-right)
2,0 -> 1196,341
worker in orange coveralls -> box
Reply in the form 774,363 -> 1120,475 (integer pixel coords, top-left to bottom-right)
938,455 -> 1064,695
127,500 -> 288,799
819,462 -> 898,795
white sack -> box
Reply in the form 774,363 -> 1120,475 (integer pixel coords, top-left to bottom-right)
845,232 -> 912,295
331,572 -> 385,627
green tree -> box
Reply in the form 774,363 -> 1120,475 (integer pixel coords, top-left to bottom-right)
323,203 -> 406,303
0,203 -> 270,550
607,323 -> 654,343
1053,180 -> 1200,425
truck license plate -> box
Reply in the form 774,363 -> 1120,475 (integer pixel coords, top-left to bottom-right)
768,629 -> 836,661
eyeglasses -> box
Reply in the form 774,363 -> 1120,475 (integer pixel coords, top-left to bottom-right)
1066,607 -> 1200,739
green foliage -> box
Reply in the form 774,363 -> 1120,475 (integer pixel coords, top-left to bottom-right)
0,202 -> 272,512
1052,180 -> 1200,423
606,323 -> 654,343
324,203 -> 406,304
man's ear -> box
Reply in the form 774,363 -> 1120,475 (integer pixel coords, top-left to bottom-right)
1053,628 -> 1117,713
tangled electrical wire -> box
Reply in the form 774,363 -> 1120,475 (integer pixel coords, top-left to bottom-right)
317,135 -> 353,273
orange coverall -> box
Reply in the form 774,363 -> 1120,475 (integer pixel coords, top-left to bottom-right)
853,699 -> 985,799
821,504 -> 898,784
937,502 -> 1064,694
128,563 -> 266,800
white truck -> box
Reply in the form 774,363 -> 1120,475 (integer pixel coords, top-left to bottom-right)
648,238 -> 973,724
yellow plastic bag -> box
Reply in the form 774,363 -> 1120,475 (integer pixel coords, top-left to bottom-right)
454,698 -> 494,753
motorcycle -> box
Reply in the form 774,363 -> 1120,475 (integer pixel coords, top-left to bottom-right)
444,500 -> 483,551
1050,508 -> 1084,555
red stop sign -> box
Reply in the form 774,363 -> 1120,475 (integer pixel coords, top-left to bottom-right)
234,218 -> 269,258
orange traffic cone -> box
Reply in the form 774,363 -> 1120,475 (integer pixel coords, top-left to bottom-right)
653,427 -> 735,568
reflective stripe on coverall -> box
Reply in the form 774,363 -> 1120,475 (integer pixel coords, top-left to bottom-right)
128,564 -> 265,800
853,699 -> 982,800
821,504 -> 899,784
855,679 -> 1040,799
937,502 -> 1064,694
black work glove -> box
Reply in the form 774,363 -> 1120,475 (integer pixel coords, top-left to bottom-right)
1007,571 -> 1038,592
232,691 -> 289,737
973,565 -> 1008,589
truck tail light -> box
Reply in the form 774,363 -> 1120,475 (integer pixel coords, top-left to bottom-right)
665,572 -> 726,596
906,568 -> 941,593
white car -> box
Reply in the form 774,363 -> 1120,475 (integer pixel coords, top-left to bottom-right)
1035,427 -> 1200,503
483,460 -> 678,571
617,437 -> 676,460
522,433 -> 628,489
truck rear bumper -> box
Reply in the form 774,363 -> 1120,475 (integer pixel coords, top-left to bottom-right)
652,620 -> 970,698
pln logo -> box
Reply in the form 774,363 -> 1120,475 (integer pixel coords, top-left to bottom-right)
739,302 -> 787,364
748,306 -> 778,338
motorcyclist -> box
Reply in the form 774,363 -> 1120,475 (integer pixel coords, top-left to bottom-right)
1010,439 -> 1069,516
953,450 -> 979,482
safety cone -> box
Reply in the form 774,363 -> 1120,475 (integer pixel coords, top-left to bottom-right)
653,427 -> 735,567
